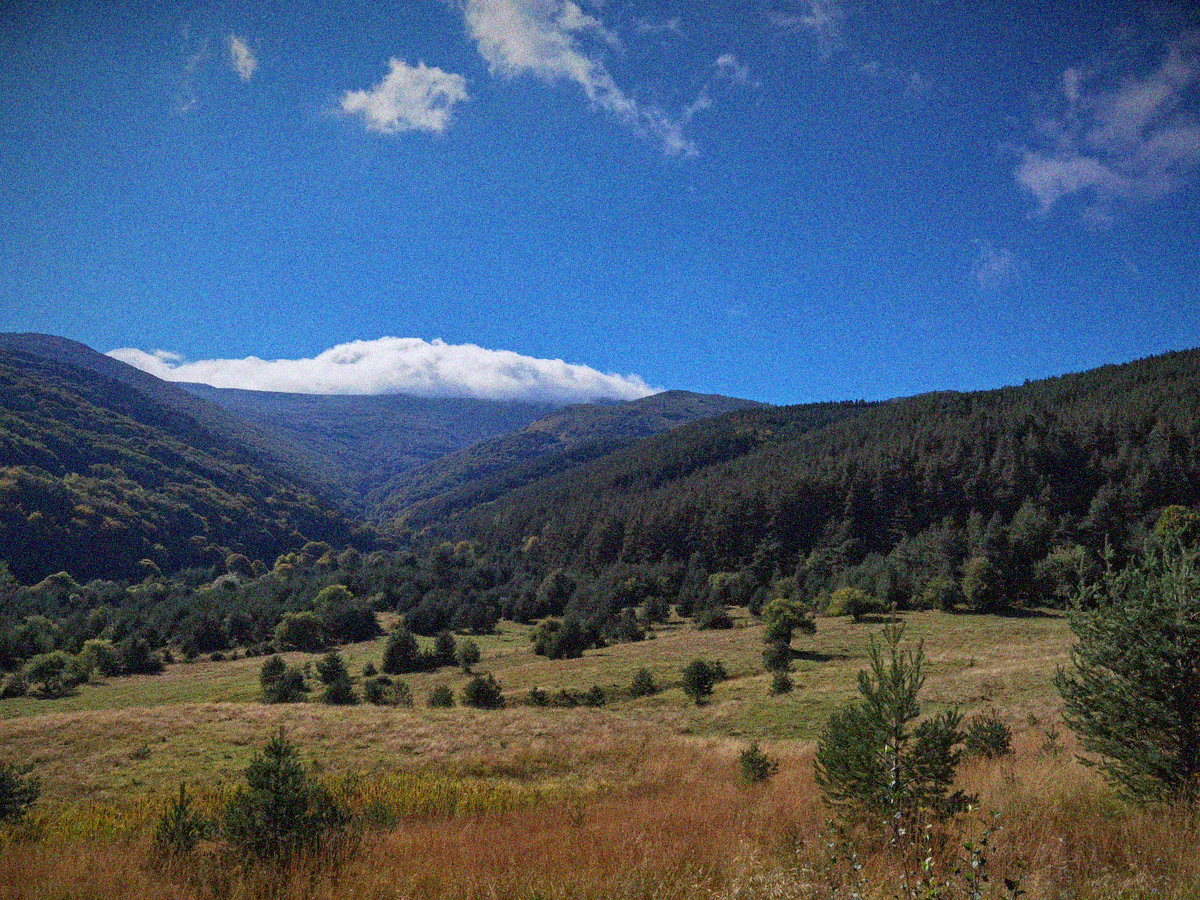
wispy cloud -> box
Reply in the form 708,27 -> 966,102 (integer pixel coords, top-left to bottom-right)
684,53 -> 758,122
970,239 -> 1024,292
341,59 -> 470,134
769,0 -> 844,57
634,16 -> 684,39
174,38 -> 208,114
714,53 -> 753,86
1014,29 -> 1200,224
108,337 -> 658,404
460,0 -> 695,156
228,35 -> 257,81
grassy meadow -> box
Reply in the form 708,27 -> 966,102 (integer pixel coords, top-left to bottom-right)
4,608 -> 1197,899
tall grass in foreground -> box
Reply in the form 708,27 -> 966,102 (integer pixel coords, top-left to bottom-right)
3,730 -> 1199,899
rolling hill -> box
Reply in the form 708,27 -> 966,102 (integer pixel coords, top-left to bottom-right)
0,336 -> 377,582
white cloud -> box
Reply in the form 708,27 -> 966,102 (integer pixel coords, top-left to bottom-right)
1015,29 -> 1200,222
174,40 -> 208,115
341,59 -> 470,135
714,53 -> 752,86
683,54 -> 758,123
970,240 -> 1024,292
460,0 -> 695,156
770,0 -> 844,56
108,337 -> 658,404
635,16 -> 684,38
228,35 -> 257,81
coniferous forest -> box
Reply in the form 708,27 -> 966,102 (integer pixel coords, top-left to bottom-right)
2,333 -> 1200,675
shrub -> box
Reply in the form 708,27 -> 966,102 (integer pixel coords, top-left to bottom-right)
531,618 -> 589,659
362,675 -> 391,705
762,640 -> 791,673
582,685 -> 605,707
382,626 -> 420,674
629,667 -> 657,697
322,673 -> 358,706
965,709 -> 1013,759
527,687 -> 550,706
917,575 -> 963,612
154,784 -> 208,856
315,651 -> 348,685
260,656 -> 308,704
118,636 -> 164,675
739,741 -> 779,784
362,676 -> 412,707
433,631 -> 457,666
461,673 -> 505,709
770,671 -> 794,695
275,612 -> 328,652
427,685 -> 454,708
23,651 -> 78,697
221,730 -> 348,862
259,654 -> 286,690
761,597 -> 816,644
827,587 -> 884,621
457,638 -> 481,673
552,689 -> 579,708
362,661 -> 377,677
681,659 -> 718,705
0,761 -> 40,822
962,555 -> 1007,613
78,639 -> 121,678
0,674 -> 28,699
1056,541 -> 1200,803
697,605 -> 734,630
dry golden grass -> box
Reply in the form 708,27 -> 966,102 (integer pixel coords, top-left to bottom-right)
7,608 -> 1190,899
4,725 -> 1199,900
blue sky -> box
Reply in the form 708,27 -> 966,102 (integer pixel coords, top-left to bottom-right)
1,0 -> 1198,404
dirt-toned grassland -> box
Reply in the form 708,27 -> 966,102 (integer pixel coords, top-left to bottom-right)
5,609 -> 1196,900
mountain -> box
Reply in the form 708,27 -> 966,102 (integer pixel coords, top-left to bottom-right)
179,384 -> 559,501
0,335 -> 377,582
365,390 -> 769,530
0,334 -> 766,582
436,349 -> 1200,610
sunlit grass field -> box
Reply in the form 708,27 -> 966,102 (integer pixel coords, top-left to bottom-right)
9,608 -> 1191,900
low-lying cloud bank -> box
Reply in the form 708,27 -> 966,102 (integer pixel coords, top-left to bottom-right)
108,337 -> 658,404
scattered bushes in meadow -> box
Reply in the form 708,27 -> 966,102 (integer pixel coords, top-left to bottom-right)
681,659 -> 725,705
427,685 -> 454,708
965,709 -> 1013,759
738,742 -> 779,785
153,784 -> 207,856
259,655 -> 308,704
461,674 -> 505,709
221,730 -> 349,863
457,638 -> 480,672
629,667 -> 657,697
0,761 -> 40,822
826,586 -> 885,621
363,675 -> 411,706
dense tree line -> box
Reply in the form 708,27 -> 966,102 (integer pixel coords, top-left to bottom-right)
438,349 -> 1200,620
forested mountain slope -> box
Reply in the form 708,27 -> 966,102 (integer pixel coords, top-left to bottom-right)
368,390 -> 768,529
450,349 -> 1200,610
181,384 -> 559,501
0,338 -> 376,582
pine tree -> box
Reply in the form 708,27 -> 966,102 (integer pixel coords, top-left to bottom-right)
221,729 -> 347,862
1055,540 -> 1200,804
814,625 -> 970,837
